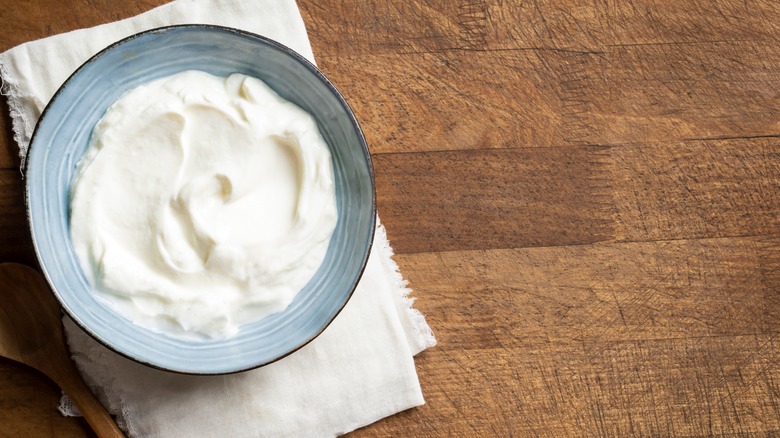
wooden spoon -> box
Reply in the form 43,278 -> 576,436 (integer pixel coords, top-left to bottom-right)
0,263 -> 125,437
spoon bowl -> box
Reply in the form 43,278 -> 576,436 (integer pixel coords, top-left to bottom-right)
0,263 -> 124,437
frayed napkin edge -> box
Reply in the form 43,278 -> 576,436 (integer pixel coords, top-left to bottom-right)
0,57 -> 35,169
374,222 -> 437,354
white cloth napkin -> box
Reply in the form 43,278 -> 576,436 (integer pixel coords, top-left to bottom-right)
0,1 -> 436,436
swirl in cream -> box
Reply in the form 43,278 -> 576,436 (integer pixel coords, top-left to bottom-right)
70,71 -> 337,339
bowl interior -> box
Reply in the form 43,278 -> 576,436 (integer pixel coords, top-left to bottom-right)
25,26 -> 375,374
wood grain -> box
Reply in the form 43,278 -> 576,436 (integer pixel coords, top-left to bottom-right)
304,1 -> 780,153
0,171 -> 35,265
610,138 -> 780,242
1,0 -> 779,436
374,146 -> 614,253
400,237 -> 779,347
300,1 -> 780,54
374,138 -> 778,253
354,236 -> 780,436
315,41 -> 780,154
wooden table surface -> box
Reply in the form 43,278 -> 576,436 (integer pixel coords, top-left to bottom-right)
1,0 -> 779,436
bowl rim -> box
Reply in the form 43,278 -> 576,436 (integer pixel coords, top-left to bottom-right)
23,24 -> 377,375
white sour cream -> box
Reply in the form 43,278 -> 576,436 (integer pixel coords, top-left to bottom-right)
69,70 -> 338,339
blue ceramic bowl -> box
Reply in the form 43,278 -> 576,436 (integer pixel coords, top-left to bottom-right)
25,25 -> 375,374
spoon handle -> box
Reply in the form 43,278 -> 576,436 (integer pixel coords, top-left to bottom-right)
56,360 -> 125,438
